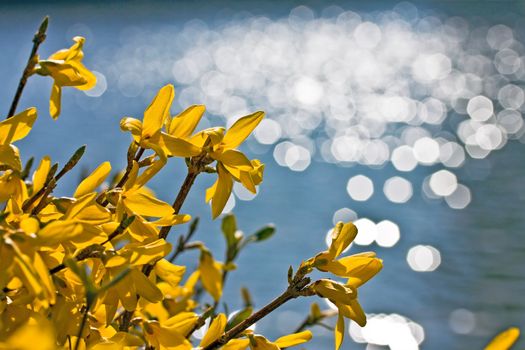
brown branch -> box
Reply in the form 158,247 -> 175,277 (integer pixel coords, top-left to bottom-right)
167,217 -> 199,263
158,169 -> 199,240
202,277 -> 313,350
7,16 -> 48,118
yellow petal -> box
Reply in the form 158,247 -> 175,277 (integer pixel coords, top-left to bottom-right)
249,159 -> 264,185
223,338 -> 250,350
33,251 -> 56,304
221,111 -> 264,150
190,127 -> 225,148
200,313 -> 227,348
142,84 -> 174,139
120,117 -> 143,143
64,192 -> 98,219
127,239 -> 172,266
210,164 -> 233,219
163,312 -> 199,336
132,158 -> 166,190
144,321 -> 191,349
115,274 -> 137,311
250,335 -> 279,350
0,107 -> 37,143
167,104 -> 205,138
74,161 -> 111,197
73,203 -> 111,224
4,317 -> 56,350
154,259 -> 186,287
199,250 -> 223,301
123,161 -> 140,190
328,222 -> 358,260
274,331 -> 313,348
213,149 -> 253,178
39,61 -> 87,86
149,213 -> 191,226
485,327 -> 520,350
334,314 -> 345,350
20,217 -> 40,234
131,268 -> 163,303
344,255 -> 383,288
49,36 -> 84,61
37,220 -> 84,245
205,177 -> 218,203
48,82 -> 60,119
312,279 -> 356,305
0,144 -> 22,171
32,156 -> 51,194
159,132 -> 202,157
239,171 -> 256,194
69,61 -> 97,90
336,299 -> 367,327
123,191 -> 174,217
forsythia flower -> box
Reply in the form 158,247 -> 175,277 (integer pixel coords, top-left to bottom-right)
1,16 -> 385,350
36,36 -> 96,119
0,107 -> 37,171
304,222 -> 382,350
120,84 -> 201,157
195,112 -> 265,218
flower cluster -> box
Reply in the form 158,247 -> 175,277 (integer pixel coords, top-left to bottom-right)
0,18 -> 387,350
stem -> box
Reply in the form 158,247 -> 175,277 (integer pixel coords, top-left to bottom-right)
98,146 -> 145,206
158,169 -> 199,240
167,217 -> 199,263
293,309 -> 337,333
202,277 -> 311,350
7,16 -> 48,118
74,301 -> 92,350
116,147 -> 145,189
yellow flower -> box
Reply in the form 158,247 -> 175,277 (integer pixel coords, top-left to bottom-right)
0,107 -> 37,171
37,36 -> 96,119
120,84 -> 201,157
195,111 -> 265,218
307,222 -> 382,350
485,327 -> 520,350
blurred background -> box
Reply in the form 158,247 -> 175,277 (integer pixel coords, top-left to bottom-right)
1,1 -> 525,349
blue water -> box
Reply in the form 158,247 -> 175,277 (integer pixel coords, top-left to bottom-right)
1,2 -> 525,349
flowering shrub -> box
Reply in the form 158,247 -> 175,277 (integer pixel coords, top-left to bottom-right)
0,17 -> 382,350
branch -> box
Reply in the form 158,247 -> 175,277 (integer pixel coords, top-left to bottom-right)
7,16 -> 48,118
202,276 -> 313,350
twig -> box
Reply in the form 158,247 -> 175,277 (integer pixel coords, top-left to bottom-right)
97,146 -> 144,206
202,276 -> 313,350
29,145 -> 86,215
74,301 -> 92,350
49,244 -> 103,275
48,216 -> 135,275
7,16 -> 48,118
293,309 -> 338,333
167,217 -> 200,262
158,169 -> 199,240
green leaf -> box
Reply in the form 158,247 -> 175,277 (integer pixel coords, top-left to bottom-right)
221,213 -> 237,247
226,306 -> 253,331
248,225 -> 276,243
